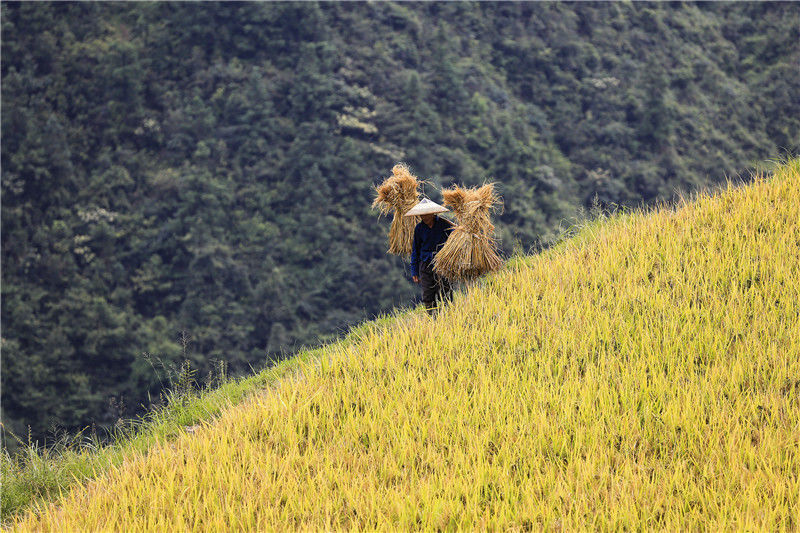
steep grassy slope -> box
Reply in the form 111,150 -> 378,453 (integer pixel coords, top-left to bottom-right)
12,161 -> 799,530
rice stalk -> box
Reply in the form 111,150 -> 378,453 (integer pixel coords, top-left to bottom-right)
372,164 -> 420,256
434,183 -> 503,281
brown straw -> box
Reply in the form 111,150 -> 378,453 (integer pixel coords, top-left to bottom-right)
434,183 -> 502,281
372,164 -> 420,257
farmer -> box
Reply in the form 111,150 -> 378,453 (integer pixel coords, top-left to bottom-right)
405,198 -> 454,315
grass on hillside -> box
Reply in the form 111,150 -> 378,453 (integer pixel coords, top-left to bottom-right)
0,333 -> 371,521
9,160 -> 800,530
1,308 -> 412,523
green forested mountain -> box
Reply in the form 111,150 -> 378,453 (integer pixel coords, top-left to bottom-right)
2,2 -> 798,446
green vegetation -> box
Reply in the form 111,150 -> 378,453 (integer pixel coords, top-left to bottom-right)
2,2 -> 798,449
9,160 -> 799,530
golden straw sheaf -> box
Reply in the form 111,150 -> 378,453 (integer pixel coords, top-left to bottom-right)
434,183 -> 503,281
372,164 -> 420,256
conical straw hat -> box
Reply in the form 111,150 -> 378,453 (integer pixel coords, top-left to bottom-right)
404,198 -> 449,216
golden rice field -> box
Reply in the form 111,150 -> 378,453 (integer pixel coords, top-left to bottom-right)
12,161 -> 800,531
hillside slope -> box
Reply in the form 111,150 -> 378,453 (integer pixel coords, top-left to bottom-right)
13,161 -> 800,530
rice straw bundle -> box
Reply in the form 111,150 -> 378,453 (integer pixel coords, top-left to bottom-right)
372,164 -> 420,256
434,183 -> 503,281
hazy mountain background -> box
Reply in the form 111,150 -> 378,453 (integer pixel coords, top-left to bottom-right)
2,1 -> 798,448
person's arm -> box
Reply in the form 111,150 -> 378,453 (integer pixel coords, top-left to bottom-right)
410,225 -> 421,283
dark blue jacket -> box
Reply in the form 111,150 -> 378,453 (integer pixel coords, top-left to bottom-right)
410,216 -> 453,277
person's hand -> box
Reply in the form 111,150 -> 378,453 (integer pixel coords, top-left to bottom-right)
412,275 -> 419,283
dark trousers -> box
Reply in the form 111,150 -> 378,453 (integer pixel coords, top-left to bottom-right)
420,260 -> 452,314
